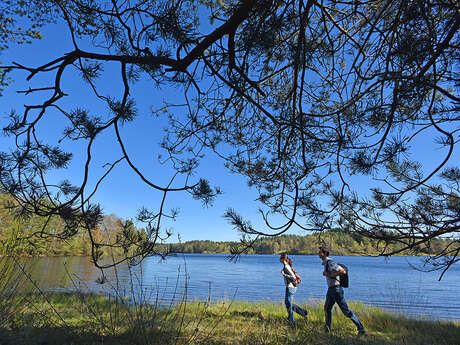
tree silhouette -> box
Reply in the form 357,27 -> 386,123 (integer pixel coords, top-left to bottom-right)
0,0 -> 458,276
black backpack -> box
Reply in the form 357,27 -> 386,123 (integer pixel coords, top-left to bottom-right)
326,260 -> 349,288
337,263 -> 349,288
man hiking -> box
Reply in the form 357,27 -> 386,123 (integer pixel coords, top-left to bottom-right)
319,245 -> 366,335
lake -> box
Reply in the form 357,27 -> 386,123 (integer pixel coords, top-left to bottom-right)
22,254 -> 460,321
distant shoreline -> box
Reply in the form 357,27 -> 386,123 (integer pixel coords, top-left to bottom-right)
166,251 -> 431,257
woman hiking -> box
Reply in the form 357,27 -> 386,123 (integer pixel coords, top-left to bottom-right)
280,253 -> 308,325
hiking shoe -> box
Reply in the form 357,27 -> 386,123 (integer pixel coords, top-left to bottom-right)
358,331 -> 367,336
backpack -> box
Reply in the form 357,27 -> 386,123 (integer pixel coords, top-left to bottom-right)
337,263 -> 349,288
291,266 -> 302,287
326,260 -> 349,288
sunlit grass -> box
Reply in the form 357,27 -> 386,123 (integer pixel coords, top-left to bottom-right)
1,293 -> 459,345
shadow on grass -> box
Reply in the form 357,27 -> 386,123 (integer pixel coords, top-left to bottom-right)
0,324 -> 182,345
230,310 -> 266,320
0,325 -> 112,345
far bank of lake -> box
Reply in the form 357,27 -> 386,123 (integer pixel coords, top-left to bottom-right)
23,254 -> 460,321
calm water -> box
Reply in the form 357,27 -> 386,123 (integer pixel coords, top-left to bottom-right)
23,254 -> 460,321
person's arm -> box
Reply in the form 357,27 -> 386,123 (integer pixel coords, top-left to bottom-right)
324,265 -> 345,277
323,260 -> 345,278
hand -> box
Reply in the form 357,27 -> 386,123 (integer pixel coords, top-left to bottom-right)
322,271 -> 328,277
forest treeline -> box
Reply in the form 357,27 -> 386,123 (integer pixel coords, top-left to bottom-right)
0,193 -> 141,257
166,231 -> 450,256
0,193 -> 450,257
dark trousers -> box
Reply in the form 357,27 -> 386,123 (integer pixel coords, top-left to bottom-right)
324,286 -> 365,333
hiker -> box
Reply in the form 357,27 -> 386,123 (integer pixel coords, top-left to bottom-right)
280,253 -> 308,325
319,245 -> 366,335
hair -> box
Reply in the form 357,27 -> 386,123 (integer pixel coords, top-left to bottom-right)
288,258 -> 293,266
280,252 -> 288,261
319,246 -> 330,257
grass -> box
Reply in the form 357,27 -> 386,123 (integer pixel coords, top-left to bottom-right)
0,292 -> 458,345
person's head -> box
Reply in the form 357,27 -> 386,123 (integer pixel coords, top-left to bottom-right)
280,252 -> 288,264
318,246 -> 330,259
288,258 -> 293,267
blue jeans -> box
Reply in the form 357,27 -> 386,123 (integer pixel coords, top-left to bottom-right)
324,286 -> 365,333
284,287 -> 308,323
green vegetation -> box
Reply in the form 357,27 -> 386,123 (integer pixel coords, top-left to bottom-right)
1,292 -> 458,345
167,230 -> 451,256
0,193 -> 144,257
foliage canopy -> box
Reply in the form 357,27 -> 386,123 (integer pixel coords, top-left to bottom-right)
0,0 -> 458,276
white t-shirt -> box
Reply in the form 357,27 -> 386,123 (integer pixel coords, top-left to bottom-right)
322,257 -> 340,287
283,264 -> 296,288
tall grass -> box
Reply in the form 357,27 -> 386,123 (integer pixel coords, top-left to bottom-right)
0,256 -> 35,329
45,257 -> 232,345
2,294 -> 459,345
